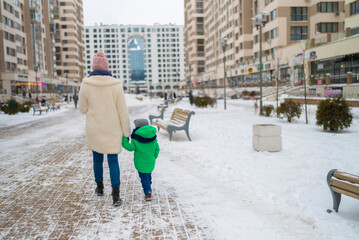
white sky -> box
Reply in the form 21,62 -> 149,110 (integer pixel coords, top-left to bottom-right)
83,0 -> 184,26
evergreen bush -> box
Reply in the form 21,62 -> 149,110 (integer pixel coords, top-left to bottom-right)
316,97 -> 353,132
261,105 -> 274,117
276,100 -> 302,122
6,98 -> 20,115
189,90 -> 194,105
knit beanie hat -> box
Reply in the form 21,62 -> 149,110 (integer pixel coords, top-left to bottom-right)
134,119 -> 149,129
92,51 -> 109,71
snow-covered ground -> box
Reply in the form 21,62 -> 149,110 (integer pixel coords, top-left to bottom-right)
1,94 -> 358,239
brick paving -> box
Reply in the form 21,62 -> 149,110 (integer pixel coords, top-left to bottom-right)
0,113 -> 211,239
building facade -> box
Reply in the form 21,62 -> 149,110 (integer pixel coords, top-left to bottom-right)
184,0 -> 206,87
84,24 -> 185,95
185,0 -> 358,98
0,0 -> 85,99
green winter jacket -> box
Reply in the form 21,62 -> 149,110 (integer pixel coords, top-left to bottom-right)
122,125 -> 160,173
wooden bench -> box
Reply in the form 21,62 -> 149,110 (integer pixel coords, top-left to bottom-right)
327,169 -> 359,212
157,99 -> 170,111
153,108 -> 195,141
47,101 -> 60,111
32,104 -> 49,115
149,105 -> 166,124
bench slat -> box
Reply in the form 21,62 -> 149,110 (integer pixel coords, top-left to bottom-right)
330,179 -> 359,194
333,171 -> 359,184
331,186 -> 359,200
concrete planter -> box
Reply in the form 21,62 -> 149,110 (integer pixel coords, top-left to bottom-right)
252,124 -> 282,152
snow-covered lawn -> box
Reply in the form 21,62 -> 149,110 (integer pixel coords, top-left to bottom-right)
133,96 -> 359,240
1,94 -> 358,239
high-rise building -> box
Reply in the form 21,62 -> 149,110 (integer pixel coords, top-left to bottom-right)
184,0 -> 205,88
54,0 -> 85,84
0,0 -> 85,98
187,0 -> 357,95
84,24 -> 185,95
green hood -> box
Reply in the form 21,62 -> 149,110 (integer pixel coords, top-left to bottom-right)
133,125 -> 157,140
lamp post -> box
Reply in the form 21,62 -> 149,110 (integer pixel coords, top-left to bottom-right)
34,65 -> 39,99
188,61 -> 192,91
65,73 -> 69,103
220,38 -> 228,110
252,12 -> 269,115
149,79 -> 152,101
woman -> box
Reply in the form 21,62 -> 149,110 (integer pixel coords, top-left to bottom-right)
79,51 -> 131,206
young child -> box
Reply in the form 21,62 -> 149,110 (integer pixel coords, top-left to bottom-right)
122,119 -> 160,201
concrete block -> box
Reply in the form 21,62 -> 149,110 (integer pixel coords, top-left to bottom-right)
253,124 -> 282,152
253,124 -> 282,136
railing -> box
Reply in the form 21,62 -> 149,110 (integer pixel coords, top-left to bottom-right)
331,32 -> 346,42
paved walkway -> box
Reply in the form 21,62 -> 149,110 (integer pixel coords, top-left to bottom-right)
0,109 -> 211,239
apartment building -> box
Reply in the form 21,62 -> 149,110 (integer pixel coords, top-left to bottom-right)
54,0 -> 85,85
0,0 -> 85,99
84,24 -> 185,95
184,0 -> 206,86
185,0 -> 359,97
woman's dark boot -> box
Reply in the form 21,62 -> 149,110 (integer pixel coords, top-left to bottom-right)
95,182 -> 104,196
112,187 -> 122,207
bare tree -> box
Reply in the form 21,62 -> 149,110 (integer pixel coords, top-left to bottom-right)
300,40 -> 312,125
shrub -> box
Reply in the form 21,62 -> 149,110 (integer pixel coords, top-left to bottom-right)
6,98 -> 20,115
316,97 -> 353,132
250,91 -> 257,97
261,105 -> 274,117
189,90 -> 194,105
194,96 -> 216,108
242,90 -> 250,96
19,101 -> 33,113
276,100 -> 302,122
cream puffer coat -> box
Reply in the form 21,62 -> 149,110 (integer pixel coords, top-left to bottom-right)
79,76 -> 131,154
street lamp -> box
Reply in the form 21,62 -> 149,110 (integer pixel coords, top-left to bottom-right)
65,73 -> 69,103
220,38 -> 228,110
188,61 -> 192,91
149,79 -> 152,101
252,11 -> 269,115
34,65 -> 39,100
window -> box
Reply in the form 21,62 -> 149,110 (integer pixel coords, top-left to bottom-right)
317,2 -> 339,13
271,28 -> 277,38
271,9 -> 277,20
317,22 -> 338,33
265,32 -> 270,41
291,26 -> 308,41
291,7 -> 308,21
196,2 -> 203,8
350,1 -> 359,15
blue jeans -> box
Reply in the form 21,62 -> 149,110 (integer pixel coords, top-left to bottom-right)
138,172 -> 152,194
93,151 -> 120,188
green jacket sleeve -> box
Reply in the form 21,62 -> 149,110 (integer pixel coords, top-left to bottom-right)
122,136 -> 136,152
154,143 -> 160,159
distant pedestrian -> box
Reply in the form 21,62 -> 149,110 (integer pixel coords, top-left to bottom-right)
173,92 -> 176,99
73,93 -> 78,109
254,100 -> 258,114
29,91 -> 32,99
79,51 -> 131,207
164,92 -> 167,100
122,119 -> 160,201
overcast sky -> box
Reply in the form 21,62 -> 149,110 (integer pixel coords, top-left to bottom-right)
83,0 -> 184,26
